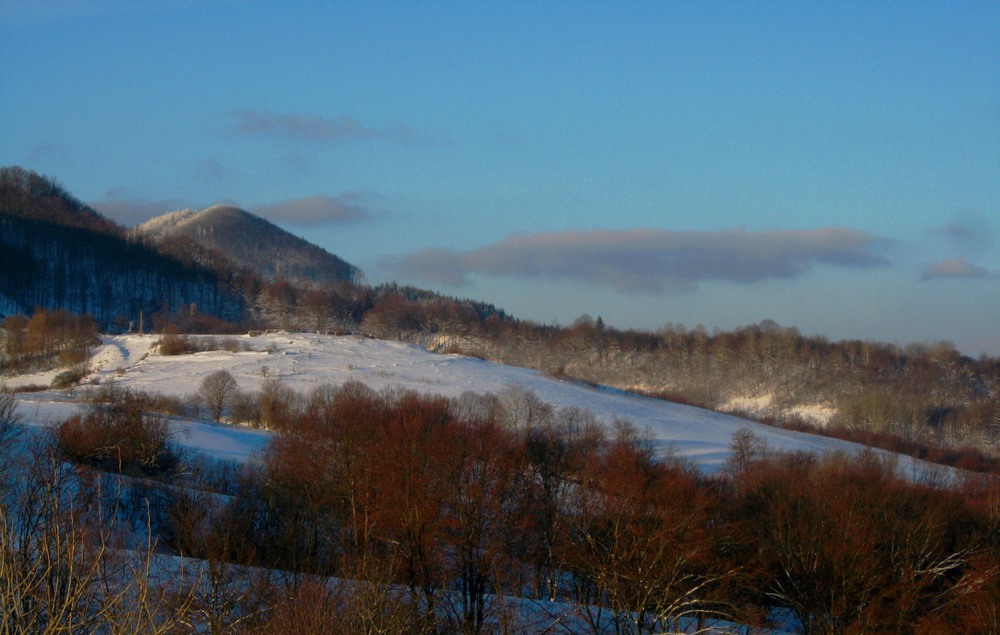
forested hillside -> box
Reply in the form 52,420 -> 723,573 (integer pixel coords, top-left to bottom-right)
0,167 -> 246,330
355,291 -> 1000,465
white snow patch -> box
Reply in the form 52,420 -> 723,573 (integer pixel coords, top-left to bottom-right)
135,208 -> 198,236
172,419 -> 272,463
720,393 -> 774,417
786,404 -> 838,427
720,393 -> 838,428
87,334 -> 158,376
3,368 -> 63,390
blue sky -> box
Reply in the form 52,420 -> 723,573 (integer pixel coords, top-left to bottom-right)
2,1 -> 998,356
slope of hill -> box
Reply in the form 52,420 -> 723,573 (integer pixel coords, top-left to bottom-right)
0,167 -> 246,329
10,331 -> 949,479
137,205 -> 361,287
7,334 -> 991,633
0,165 -> 120,235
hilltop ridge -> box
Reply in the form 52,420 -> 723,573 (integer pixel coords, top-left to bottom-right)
137,204 -> 361,287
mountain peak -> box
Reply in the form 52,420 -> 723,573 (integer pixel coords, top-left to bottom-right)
138,206 -> 361,286
135,208 -> 199,235
199,204 -> 247,219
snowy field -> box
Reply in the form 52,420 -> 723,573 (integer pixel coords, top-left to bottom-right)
7,332 -> 944,477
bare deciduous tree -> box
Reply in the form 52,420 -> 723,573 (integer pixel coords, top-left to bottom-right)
0,437 -> 198,633
0,384 -> 20,450
199,370 -> 238,422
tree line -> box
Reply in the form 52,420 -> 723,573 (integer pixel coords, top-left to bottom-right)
354,296 -> 1000,468
6,273 -> 997,472
2,379 -> 998,633
252,283 -> 997,469
0,308 -> 97,374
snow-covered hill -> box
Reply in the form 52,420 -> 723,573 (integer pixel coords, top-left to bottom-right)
9,332 -> 947,478
136,205 -> 361,286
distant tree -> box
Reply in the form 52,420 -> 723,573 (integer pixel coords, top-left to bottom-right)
200,370 -> 238,422
500,385 -> 553,431
0,384 -> 20,450
446,418 -> 526,631
567,440 -> 724,633
0,317 -> 25,374
256,279 -> 297,328
300,289 -> 334,332
522,408 -> 605,601
370,392 -> 462,628
257,378 -> 297,429
361,294 -> 419,339
726,426 -> 767,490
738,451 -> 976,634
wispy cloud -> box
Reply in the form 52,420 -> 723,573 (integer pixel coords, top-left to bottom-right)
227,110 -> 432,145
26,142 -> 70,164
922,258 -> 991,280
384,227 -> 888,293
251,193 -> 373,226
90,190 -> 187,226
929,215 -> 995,252
929,223 -> 976,241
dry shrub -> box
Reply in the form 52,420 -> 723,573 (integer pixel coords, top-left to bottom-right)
56,385 -> 176,475
52,364 -> 87,389
262,573 -> 417,635
11,383 -> 48,393
157,329 -> 194,356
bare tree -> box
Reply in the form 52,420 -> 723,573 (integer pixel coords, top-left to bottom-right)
0,437 -> 197,633
725,426 -> 767,492
258,378 -> 298,430
199,370 -> 238,422
0,384 -> 20,449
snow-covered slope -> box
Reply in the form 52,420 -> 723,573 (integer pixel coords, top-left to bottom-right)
134,208 -> 199,235
136,205 -> 361,285
10,332 -> 945,477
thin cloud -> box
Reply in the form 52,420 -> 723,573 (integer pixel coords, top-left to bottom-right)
922,258 -> 990,281
251,194 -> 373,226
91,192 -> 187,226
385,227 -> 888,293
227,110 -> 433,145
929,215 -> 995,252
26,142 -> 70,163
930,223 -> 976,241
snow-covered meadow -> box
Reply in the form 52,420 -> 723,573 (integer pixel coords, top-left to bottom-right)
7,332 -> 945,478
